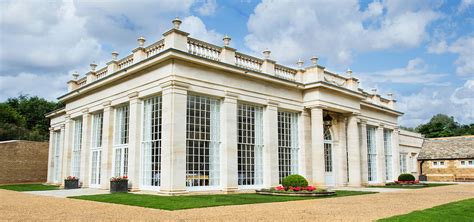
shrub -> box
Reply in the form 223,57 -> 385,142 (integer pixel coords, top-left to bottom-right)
282,174 -> 308,189
398,173 -> 416,181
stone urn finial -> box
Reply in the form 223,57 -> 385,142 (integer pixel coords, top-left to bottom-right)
310,56 -> 318,65
262,48 -> 271,59
137,36 -> 146,47
90,62 -> 97,72
112,51 -> 119,60
387,93 -> 394,100
346,68 -> 352,76
371,88 -> 378,95
72,71 -> 79,80
172,17 -> 182,29
223,35 -> 231,46
297,58 -> 304,68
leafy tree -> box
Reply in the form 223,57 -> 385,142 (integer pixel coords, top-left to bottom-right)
416,114 -> 473,138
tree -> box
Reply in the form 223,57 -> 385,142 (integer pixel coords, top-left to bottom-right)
415,114 -> 473,138
0,95 -> 61,141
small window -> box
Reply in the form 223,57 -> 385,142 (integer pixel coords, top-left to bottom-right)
440,161 -> 445,166
433,162 -> 438,166
469,160 -> 473,165
461,160 -> 466,166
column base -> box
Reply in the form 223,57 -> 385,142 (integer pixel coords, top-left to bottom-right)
158,189 -> 188,196
221,187 -> 239,193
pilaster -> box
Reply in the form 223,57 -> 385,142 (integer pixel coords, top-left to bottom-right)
347,114 -> 361,186
392,128 -> 400,179
127,92 -> 142,191
376,124 -> 386,184
61,115 -> 72,187
80,109 -> 91,187
335,116 -> 348,186
298,110 -> 312,181
310,106 -> 325,187
263,100 -> 279,187
359,119 -> 368,185
159,80 -> 189,194
47,128 -> 54,184
100,101 -> 113,189
220,92 -> 239,192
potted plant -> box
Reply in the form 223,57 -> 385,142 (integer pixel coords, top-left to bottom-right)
64,176 -> 79,189
256,174 -> 336,197
110,176 -> 128,193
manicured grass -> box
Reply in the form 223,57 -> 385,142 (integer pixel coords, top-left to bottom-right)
369,183 -> 453,189
71,190 -> 374,211
0,184 -> 60,192
379,198 -> 474,222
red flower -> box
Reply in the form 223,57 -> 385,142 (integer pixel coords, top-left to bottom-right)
275,185 -> 284,191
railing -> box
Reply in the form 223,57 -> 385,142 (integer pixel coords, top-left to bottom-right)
235,53 -> 263,71
146,39 -> 165,57
118,55 -> 134,69
187,38 -> 221,61
95,67 -> 108,79
323,72 -> 347,87
275,65 -> 297,81
77,78 -> 87,87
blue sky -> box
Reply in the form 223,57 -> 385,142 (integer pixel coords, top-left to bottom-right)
0,0 -> 472,127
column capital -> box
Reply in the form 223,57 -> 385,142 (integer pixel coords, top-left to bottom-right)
49,127 -> 54,131
160,80 -> 190,90
81,108 -> 89,114
359,118 -> 368,124
267,99 -> 279,107
378,123 -> 385,128
102,100 -> 112,107
128,91 -> 139,99
224,91 -> 239,99
307,105 -> 326,110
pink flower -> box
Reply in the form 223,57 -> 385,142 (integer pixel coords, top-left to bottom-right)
275,185 -> 284,191
306,185 -> 316,191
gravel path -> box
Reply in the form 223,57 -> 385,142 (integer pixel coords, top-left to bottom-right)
1,184 -> 473,221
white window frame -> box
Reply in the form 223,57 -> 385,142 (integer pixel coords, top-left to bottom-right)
400,153 -> 407,173
90,112 -> 103,187
431,161 -> 447,168
237,103 -> 264,189
367,126 -> 377,182
324,125 -> 333,173
277,111 -> 299,183
384,130 -> 393,181
185,94 -> 221,190
52,130 -> 62,183
141,96 -> 162,190
460,160 -> 474,168
71,118 -> 83,179
113,105 -> 129,177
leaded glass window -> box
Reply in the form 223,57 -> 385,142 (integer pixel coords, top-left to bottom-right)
367,127 -> 377,182
142,96 -> 162,187
114,105 -> 129,177
186,95 -> 220,188
324,125 -> 333,173
52,130 -> 61,183
237,103 -> 263,186
278,111 -> 299,183
72,118 -> 82,178
400,153 -> 407,173
90,112 -> 103,185
384,129 -> 393,181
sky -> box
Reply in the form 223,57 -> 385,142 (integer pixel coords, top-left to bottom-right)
0,0 -> 472,127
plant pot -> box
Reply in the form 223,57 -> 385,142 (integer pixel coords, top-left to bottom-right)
64,180 -> 79,189
110,180 -> 128,193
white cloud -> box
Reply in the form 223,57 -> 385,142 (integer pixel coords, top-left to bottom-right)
459,0 -> 474,12
181,16 -> 223,44
0,73 -> 69,101
398,79 -> 474,127
195,0 -> 217,16
244,0 -> 440,67
428,36 -> 474,76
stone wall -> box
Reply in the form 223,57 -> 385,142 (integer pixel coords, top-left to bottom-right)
0,140 -> 49,184
420,160 -> 474,182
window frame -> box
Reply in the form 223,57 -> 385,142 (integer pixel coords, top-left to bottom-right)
112,105 -> 130,177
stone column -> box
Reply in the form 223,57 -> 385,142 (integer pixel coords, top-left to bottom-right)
310,106 -> 325,187
335,117 -> 347,186
47,128 -> 55,184
220,92 -> 238,192
391,128 -> 400,180
347,114 -> 361,186
263,100 -> 279,187
61,116 -> 72,187
160,80 -> 188,194
80,110 -> 91,187
359,119 -> 368,185
376,125 -> 386,184
59,124 -> 65,184
298,110 -> 312,181
127,92 -> 142,191
100,101 -> 113,189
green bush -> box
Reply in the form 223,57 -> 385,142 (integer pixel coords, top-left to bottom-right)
398,173 -> 416,181
282,174 -> 308,188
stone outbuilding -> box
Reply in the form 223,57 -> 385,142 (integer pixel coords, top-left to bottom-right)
418,135 -> 474,182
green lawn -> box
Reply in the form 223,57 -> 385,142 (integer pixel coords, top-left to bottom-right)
0,183 -> 60,192
71,190 -> 374,211
379,198 -> 474,222
369,183 -> 453,189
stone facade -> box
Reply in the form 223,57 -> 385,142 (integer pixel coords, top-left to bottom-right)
47,18 -> 423,193
0,140 -> 49,184
418,136 -> 474,182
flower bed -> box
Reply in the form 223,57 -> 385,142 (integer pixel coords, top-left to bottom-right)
257,185 -> 336,197
385,180 -> 428,187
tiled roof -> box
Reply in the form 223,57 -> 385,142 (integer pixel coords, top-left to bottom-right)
418,135 -> 474,160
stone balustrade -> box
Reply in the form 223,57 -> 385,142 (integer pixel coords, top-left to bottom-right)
66,18 -> 395,110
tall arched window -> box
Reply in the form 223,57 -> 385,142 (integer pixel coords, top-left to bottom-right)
323,125 -> 333,173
